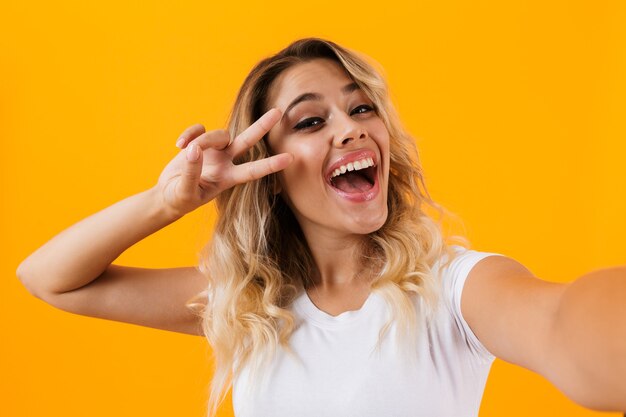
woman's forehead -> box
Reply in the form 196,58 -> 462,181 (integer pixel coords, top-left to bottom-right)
267,59 -> 353,108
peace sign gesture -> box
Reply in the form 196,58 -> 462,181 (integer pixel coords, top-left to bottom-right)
155,108 -> 292,218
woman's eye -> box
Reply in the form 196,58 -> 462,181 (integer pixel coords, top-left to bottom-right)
351,104 -> 375,115
294,117 -> 324,131
292,105 -> 375,131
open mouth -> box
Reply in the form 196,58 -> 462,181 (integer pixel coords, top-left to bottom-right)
328,157 -> 377,195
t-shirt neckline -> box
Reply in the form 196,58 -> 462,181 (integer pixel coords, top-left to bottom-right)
293,289 -> 381,328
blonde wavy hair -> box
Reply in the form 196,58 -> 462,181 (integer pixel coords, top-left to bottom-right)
187,38 -> 469,416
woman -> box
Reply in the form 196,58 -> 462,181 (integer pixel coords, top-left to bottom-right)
16,38 -> 626,416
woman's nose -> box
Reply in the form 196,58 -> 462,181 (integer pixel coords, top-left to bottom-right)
332,113 -> 367,147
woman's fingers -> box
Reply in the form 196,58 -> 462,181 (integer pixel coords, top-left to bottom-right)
227,108 -> 281,157
176,108 -> 280,157
227,153 -> 293,185
187,129 -> 231,152
177,142 -> 204,199
170,109 -> 284,203
176,124 -> 206,149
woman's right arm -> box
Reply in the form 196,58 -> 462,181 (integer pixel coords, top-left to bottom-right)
16,108 -> 291,336
16,187 -> 210,336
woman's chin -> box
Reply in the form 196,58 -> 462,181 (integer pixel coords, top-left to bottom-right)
349,208 -> 388,235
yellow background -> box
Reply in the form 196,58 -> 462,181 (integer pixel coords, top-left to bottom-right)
2,0 -> 625,416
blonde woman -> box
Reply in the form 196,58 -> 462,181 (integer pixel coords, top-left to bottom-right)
17,38 -> 626,417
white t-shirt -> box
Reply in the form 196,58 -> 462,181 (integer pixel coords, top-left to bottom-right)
232,245 -> 504,417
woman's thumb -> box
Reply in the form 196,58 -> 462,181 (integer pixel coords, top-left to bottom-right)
178,142 -> 203,197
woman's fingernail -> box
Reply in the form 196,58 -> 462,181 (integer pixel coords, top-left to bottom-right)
186,143 -> 199,161
176,138 -> 185,148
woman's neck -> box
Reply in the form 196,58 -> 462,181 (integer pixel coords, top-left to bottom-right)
301,226 -> 371,291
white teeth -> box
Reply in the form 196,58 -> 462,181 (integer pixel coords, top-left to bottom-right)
329,157 -> 376,179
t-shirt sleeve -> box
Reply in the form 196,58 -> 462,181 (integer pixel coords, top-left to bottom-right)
439,245 -> 505,363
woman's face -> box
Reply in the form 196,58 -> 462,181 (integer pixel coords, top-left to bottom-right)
266,58 -> 390,238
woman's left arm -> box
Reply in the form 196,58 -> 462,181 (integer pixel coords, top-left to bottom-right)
461,255 -> 626,411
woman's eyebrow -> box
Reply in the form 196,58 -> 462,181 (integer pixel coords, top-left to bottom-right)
281,81 -> 360,121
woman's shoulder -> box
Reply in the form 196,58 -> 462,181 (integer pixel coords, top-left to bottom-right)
432,244 -> 503,272
429,244 -> 506,361
433,244 -> 506,299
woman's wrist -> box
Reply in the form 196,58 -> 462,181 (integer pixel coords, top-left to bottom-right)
144,185 -> 187,225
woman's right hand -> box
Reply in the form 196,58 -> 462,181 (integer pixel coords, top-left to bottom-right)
155,108 -> 292,218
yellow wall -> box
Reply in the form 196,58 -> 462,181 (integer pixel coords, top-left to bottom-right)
2,1 -> 624,416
